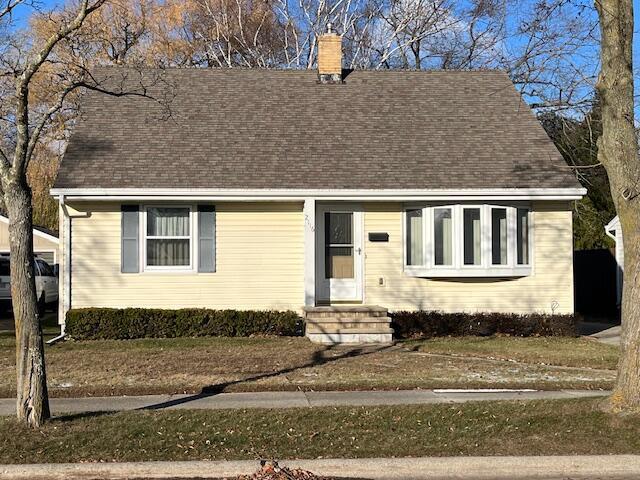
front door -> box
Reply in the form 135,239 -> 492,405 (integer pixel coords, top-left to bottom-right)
316,206 -> 363,303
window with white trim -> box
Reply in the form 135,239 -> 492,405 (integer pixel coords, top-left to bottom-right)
144,206 -> 193,269
404,204 -> 531,277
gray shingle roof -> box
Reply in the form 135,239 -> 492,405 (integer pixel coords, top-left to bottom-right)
55,68 -> 580,190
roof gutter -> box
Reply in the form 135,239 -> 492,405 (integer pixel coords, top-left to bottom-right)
50,187 -> 587,202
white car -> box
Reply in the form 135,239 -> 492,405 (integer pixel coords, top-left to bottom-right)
0,256 -> 59,315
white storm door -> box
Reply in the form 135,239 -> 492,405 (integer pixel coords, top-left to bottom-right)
317,207 -> 363,302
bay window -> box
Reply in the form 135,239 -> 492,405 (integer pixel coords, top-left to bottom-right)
404,204 -> 531,277
491,208 -> 508,265
406,209 -> 424,266
463,207 -> 482,266
433,207 -> 453,266
517,208 -> 529,265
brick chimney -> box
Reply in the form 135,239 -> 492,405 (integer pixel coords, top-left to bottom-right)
317,23 -> 342,83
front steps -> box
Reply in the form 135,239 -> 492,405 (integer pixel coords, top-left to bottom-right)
303,305 -> 393,344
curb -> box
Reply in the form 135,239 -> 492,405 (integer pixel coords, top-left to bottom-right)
2,455 -> 640,479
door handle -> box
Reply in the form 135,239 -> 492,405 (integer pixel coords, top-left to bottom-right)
356,248 -> 362,255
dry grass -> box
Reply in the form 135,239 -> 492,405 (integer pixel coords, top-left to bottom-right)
0,399 -> 639,464
0,334 -> 617,397
406,335 -> 619,370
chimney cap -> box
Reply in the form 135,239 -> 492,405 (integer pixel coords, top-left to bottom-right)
326,22 -> 334,34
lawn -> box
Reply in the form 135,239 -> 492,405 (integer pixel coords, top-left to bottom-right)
0,333 -> 617,397
0,398 -> 638,463
406,335 -> 620,370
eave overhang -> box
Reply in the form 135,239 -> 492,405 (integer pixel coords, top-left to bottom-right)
50,187 -> 587,202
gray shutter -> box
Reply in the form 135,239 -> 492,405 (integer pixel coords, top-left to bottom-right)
121,205 -> 140,273
198,205 -> 216,272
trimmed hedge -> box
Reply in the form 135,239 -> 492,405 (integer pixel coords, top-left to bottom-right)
391,311 -> 578,339
65,308 -> 303,340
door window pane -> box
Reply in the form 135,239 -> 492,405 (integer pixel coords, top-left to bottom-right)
491,208 -> 508,265
325,212 -> 354,279
406,209 -> 423,266
517,208 -> 529,265
463,208 -> 481,265
326,246 -> 354,278
325,212 -> 352,245
434,208 -> 453,266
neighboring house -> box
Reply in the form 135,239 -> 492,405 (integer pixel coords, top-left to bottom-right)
605,215 -> 623,306
51,30 -> 585,343
0,214 -> 59,265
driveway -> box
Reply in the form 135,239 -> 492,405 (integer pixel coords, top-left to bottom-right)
588,325 -> 622,346
0,317 -> 12,333
577,320 -> 621,346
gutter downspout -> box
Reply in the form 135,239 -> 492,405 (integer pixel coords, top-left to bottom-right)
604,218 -> 622,309
46,333 -> 65,345
47,194 -> 69,345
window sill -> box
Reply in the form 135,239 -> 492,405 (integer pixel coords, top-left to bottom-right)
404,266 -> 532,278
141,268 -> 198,275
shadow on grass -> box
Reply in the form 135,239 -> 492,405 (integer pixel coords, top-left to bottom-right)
140,343 -> 395,411
46,341 -> 396,422
51,410 -> 120,423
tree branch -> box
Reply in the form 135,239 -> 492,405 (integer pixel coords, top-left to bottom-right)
11,0 -> 107,180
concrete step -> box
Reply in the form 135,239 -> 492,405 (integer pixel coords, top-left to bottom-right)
304,305 -> 387,314
306,323 -> 394,333
305,310 -> 389,320
303,306 -> 393,345
304,305 -> 388,312
306,316 -> 392,325
306,326 -> 395,335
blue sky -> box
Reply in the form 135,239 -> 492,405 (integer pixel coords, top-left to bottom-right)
11,0 -> 640,99
14,1 -> 640,61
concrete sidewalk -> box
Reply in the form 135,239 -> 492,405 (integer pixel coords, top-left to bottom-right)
2,455 -> 640,479
0,389 -> 608,416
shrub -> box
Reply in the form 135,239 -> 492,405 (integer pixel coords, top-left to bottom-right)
65,308 -> 303,340
391,311 -> 578,339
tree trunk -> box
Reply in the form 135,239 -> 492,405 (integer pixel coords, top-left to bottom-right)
595,0 -> 640,412
6,179 -> 50,426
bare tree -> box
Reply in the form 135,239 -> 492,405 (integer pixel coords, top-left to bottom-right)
190,0 -> 286,67
594,0 -> 640,413
0,0 -> 126,427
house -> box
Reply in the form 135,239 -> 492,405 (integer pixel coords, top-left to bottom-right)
605,215 -> 623,306
51,30 -> 585,344
0,214 -> 59,265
